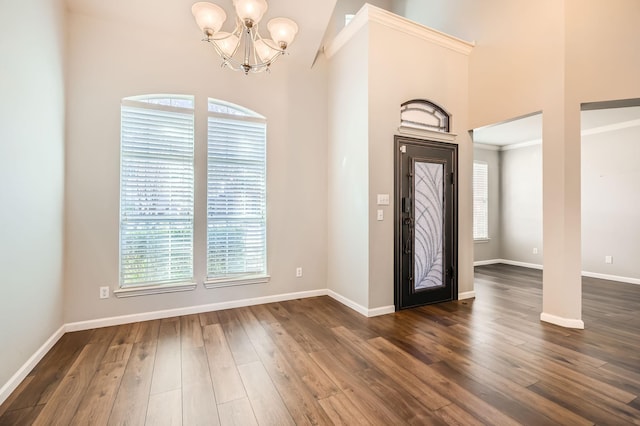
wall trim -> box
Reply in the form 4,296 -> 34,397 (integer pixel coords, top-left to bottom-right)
500,139 -> 542,151
0,325 -> 65,406
458,291 -> 476,300
540,312 -> 585,329
66,289 -> 328,332
473,259 -> 501,266
473,142 -> 501,151
327,290 -> 395,317
581,271 -> 640,286
325,4 -> 474,59
368,305 -> 396,317
474,259 -> 543,270
475,260 -> 640,285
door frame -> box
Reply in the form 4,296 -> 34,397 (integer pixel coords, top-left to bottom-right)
394,135 -> 458,310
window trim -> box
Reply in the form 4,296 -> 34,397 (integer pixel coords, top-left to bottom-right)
114,281 -> 197,298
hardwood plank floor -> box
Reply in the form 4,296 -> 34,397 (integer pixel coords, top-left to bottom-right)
1,263 -> 639,425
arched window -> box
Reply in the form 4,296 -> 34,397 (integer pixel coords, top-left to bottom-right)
206,99 -> 268,285
400,99 -> 451,133
119,95 -> 195,287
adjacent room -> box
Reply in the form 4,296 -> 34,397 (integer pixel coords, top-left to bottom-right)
1,0 -> 639,424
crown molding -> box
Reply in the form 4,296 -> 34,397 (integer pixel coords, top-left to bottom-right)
582,118 -> 640,137
473,142 -> 501,151
325,3 -> 474,59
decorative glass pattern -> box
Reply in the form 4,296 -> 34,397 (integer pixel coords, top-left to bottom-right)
413,161 -> 444,290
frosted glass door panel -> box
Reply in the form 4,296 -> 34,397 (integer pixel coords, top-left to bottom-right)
413,160 -> 444,291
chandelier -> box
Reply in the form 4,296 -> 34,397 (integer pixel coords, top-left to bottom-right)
192,0 -> 299,74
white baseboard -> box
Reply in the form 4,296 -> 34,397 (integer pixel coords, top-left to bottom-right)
458,291 -> 476,300
473,259 -> 501,266
475,260 -> 640,286
0,325 -> 65,406
540,312 -> 585,329
66,289 -> 329,332
474,259 -> 543,269
327,290 -> 395,317
367,305 -> 396,317
498,259 -> 543,270
581,271 -> 640,286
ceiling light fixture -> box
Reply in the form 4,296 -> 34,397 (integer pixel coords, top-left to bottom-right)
192,0 -> 299,74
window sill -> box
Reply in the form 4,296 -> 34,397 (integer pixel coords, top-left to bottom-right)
474,238 -> 491,243
114,281 -> 197,298
204,274 -> 270,289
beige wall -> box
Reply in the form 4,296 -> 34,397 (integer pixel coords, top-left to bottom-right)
327,7 -> 473,310
64,11 -> 329,323
367,18 -> 473,306
0,0 -> 66,390
326,27 -> 371,307
397,0 -> 640,326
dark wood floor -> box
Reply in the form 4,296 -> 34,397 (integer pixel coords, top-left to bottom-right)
1,264 -> 639,425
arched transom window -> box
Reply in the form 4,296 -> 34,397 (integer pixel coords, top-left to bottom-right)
400,99 -> 451,133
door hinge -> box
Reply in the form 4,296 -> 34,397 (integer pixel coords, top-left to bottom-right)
450,172 -> 455,184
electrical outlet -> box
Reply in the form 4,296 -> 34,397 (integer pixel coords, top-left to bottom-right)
533,248 -> 538,255
99,286 -> 109,299
605,255 -> 613,264
296,267 -> 303,278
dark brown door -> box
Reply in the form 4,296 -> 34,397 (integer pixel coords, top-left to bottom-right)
395,136 -> 457,310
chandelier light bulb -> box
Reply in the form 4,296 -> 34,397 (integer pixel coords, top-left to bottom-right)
254,39 -> 278,63
192,2 -> 227,37
233,0 -> 268,26
213,32 -> 240,57
267,17 -> 299,48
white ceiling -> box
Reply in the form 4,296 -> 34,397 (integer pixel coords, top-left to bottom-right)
473,106 -> 640,147
64,0 -> 337,69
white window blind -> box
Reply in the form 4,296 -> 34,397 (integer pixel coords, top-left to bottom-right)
207,100 -> 267,280
119,96 -> 195,287
473,161 -> 489,240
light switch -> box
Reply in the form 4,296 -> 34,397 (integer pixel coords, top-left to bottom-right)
377,209 -> 384,221
377,194 -> 390,206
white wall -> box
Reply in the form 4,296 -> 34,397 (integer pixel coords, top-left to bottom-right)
64,11 -> 329,323
582,125 -> 640,279
479,130 -> 640,281
500,145 -> 543,265
0,0 -> 66,390
473,146 -> 501,261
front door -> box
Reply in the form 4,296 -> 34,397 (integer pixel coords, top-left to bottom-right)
395,136 -> 457,310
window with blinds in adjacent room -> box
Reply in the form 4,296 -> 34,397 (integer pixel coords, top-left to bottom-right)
119,95 -> 195,288
473,161 -> 489,240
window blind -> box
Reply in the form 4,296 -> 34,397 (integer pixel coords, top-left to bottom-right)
207,111 -> 267,279
473,161 -> 489,240
120,99 -> 194,287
